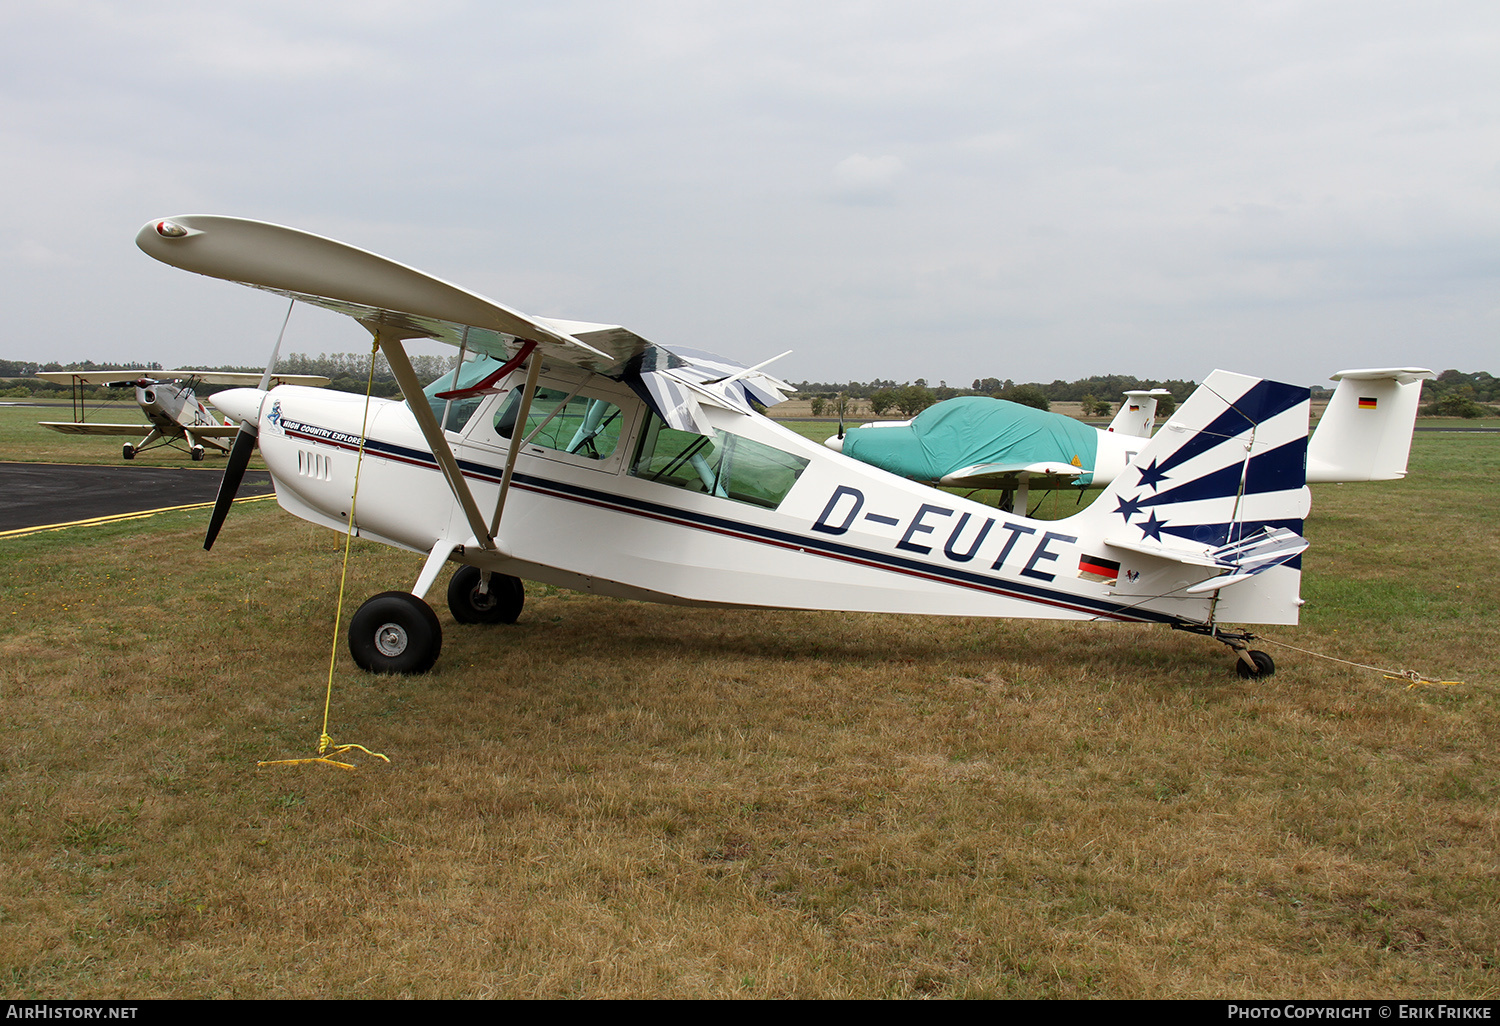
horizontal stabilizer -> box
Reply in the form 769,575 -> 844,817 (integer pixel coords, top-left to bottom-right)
1185,527 -> 1309,593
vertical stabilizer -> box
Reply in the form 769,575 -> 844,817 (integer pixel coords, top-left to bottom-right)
1106,388 -> 1173,438
1073,371 -> 1312,625
1306,368 -> 1434,483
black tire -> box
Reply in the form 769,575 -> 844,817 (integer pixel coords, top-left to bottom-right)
191,446 -> 205,462
349,591 -> 443,674
122,444 -> 134,460
1235,650 -> 1275,679
447,565 -> 524,624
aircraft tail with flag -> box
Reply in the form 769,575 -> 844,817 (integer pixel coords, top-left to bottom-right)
1066,370 -> 1313,626
1306,368 -> 1434,483
1105,388 -> 1173,438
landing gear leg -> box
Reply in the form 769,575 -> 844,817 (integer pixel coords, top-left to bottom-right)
1172,623 -> 1276,679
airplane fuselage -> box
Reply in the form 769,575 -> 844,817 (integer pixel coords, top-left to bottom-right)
137,382 -> 231,443
237,371 -> 1248,630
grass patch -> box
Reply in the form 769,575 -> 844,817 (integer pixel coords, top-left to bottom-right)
0,424 -> 1495,997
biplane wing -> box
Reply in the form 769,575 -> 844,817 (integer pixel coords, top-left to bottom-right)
34,370 -> 329,388
37,421 -> 240,437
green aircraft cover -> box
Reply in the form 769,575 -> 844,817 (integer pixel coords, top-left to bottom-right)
840,396 -> 1099,485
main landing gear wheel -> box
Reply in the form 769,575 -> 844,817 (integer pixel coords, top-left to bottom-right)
191,445 -> 205,461
1235,650 -> 1275,679
447,565 -> 524,624
122,444 -> 135,460
349,592 -> 443,674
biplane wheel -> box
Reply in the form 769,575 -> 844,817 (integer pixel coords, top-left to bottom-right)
349,591 -> 443,674
191,446 -> 205,461
1235,650 -> 1275,679
447,566 -> 524,625
122,444 -> 134,460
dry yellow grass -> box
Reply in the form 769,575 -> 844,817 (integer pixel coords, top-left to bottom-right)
1,433 -> 1496,998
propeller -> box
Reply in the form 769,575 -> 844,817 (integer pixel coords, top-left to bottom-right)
204,300 -> 293,551
203,418 -> 259,550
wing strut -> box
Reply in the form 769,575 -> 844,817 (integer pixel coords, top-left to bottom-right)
489,352 -> 543,537
376,332 -> 496,551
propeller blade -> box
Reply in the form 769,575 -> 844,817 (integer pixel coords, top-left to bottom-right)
206,297 -> 292,551
203,424 -> 257,551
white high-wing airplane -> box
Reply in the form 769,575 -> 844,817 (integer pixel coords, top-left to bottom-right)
37,369 -> 327,460
136,214 -> 1395,680
827,374 -> 1432,514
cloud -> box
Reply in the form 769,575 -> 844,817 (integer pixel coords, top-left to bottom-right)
829,153 -> 907,204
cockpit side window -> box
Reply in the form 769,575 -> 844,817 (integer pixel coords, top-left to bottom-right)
629,414 -> 809,509
492,386 -> 625,460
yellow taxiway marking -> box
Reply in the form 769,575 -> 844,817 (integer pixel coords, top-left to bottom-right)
0,493 -> 276,540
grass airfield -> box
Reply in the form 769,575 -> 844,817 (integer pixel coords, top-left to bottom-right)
1,405 -> 1497,999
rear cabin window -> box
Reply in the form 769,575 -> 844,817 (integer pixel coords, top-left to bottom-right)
492,386 -> 625,461
630,415 -> 809,509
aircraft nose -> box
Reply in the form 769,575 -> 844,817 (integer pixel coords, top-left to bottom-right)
823,434 -> 845,453
212,387 -> 268,425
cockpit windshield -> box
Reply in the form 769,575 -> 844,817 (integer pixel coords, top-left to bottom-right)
417,354 -> 504,433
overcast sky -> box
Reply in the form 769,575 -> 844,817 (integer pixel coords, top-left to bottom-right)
3,1 -> 1497,389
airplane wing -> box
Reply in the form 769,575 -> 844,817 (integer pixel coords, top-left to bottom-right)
136,216 -> 788,435
37,421 -> 242,438
939,460 -> 1088,489
35,371 -> 159,386
193,372 -> 330,387
37,422 -> 153,436
35,370 -> 328,387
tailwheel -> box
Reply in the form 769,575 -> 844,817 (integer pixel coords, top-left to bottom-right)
1235,649 -> 1275,679
349,591 -> 443,674
447,565 -> 524,624
122,444 -> 135,460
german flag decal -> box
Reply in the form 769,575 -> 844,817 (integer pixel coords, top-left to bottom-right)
1359,396 -> 1378,410
1079,553 -> 1121,584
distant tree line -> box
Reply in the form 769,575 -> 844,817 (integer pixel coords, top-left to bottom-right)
796,369 -> 1500,420
6,358 -> 1496,417
1418,370 -> 1500,418
793,374 -> 1197,419
0,352 -> 458,401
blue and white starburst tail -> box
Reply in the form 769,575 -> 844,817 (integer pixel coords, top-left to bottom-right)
1072,370 -> 1312,626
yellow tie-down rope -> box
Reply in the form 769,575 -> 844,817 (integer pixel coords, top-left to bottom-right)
1256,635 -> 1465,689
259,337 -> 390,771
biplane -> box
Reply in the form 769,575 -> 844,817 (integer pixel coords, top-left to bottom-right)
37,369 -> 327,460
135,215 -> 1420,678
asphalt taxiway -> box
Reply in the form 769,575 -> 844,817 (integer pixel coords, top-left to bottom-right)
0,462 -> 273,536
